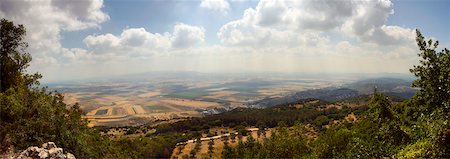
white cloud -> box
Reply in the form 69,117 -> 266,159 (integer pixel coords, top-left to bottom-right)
171,23 -> 205,49
200,0 -> 230,14
341,0 -> 415,45
83,23 -> 204,55
0,0 -> 109,67
218,0 -> 415,47
84,33 -> 121,52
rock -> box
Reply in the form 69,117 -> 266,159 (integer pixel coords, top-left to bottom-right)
42,142 -> 56,149
17,142 -> 76,159
48,148 -> 62,157
38,150 -> 49,158
66,153 -> 75,159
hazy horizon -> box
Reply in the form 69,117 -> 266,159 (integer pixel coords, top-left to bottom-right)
43,70 -> 415,85
1,0 -> 448,82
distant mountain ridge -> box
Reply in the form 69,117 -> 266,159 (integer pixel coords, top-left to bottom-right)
249,77 -> 417,108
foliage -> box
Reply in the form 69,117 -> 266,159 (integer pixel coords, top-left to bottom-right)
223,122 -> 310,158
222,30 -> 449,158
410,30 -> 450,113
154,99 -> 364,135
395,139 -> 433,159
0,19 -> 41,92
0,18 -> 142,159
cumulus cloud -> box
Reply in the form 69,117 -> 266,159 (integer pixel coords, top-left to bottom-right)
0,0 -> 109,66
171,23 -> 205,49
84,33 -> 121,53
83,23 -> 204,54
200,0 -> 230,14
218,0 -> 415,47
341,0 -> 415,45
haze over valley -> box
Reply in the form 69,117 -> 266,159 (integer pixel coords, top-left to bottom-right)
49,72 -> 416,127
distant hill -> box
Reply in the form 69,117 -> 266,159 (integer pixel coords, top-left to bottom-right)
346,77 -> 417,98
338,94 -> 406,104
250,77 -> 417,108
347,77 -> 409,93
251,88 -> 358,107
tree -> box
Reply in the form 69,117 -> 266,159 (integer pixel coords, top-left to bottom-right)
410,29 -> 450,113
367,90 -> 394,122
409,30 -> 450,157
0,18 -> 41,92
236,125 -> 247,137
0,19 -> 134,158
208,139 -> 214,154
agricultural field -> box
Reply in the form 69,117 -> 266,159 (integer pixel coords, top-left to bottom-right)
51,73 -> 343,127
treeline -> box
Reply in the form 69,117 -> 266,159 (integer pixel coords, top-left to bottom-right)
154,98 -> 367,135
223,30 -> 450,158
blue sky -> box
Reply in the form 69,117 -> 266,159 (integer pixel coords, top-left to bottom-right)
387,0 -> 449,44
0,0 -> 449,82
61,0 -> 449,48
61,0 -> 260,48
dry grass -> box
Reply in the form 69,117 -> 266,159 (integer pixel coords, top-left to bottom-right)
171,128 -> 270,159
62,93 -> 80,105
345,112 -> 357,122
325,112 -> 358,129
137,91 -> 161,98
132,105 -> 146,114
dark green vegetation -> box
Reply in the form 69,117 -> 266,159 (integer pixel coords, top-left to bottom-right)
222,30 -> 450,158
154,98 -> 365,134
1,18 -> 449,159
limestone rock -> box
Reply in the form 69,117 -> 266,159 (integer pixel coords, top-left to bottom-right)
16,142 -> 76,159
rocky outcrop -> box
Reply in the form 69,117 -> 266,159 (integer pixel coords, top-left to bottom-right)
16,142 -> 75,159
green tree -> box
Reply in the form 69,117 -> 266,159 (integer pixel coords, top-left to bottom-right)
0,18 -> 41,93
236,125 -> 247,137
367,90 -> 394,122
0,18 -> 137,158
410,29 -> 450,113
409,30 -> 450,157
208,139 -> 214,153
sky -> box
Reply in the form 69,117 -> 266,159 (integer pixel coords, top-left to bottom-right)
0,0 -> 449,82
